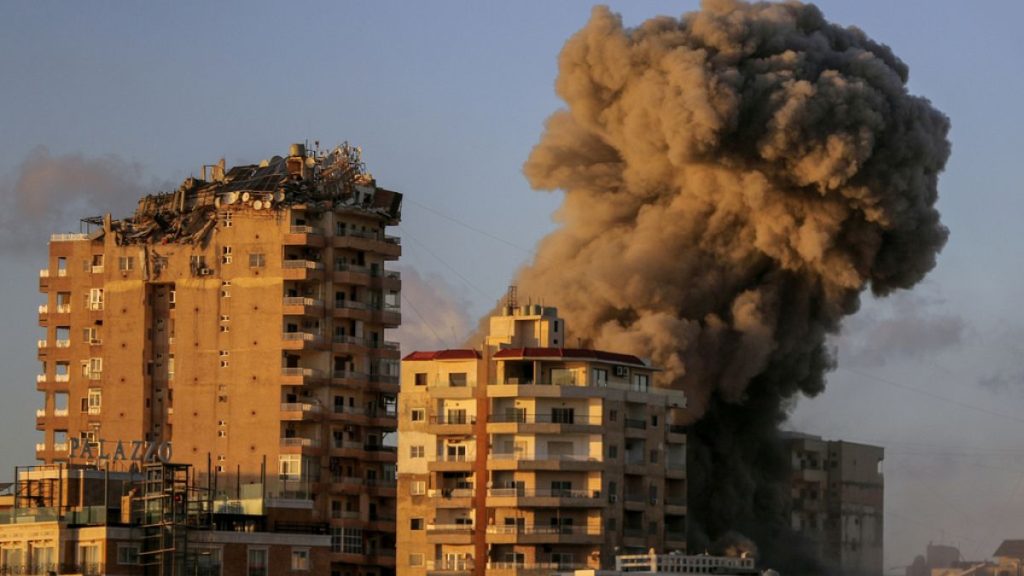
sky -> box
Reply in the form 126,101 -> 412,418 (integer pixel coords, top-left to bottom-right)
1,1 -> 1023,571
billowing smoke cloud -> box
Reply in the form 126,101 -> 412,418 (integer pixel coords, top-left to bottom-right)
0,146 -> 147,256
516,1 -> 950,571
394,266 -> 473,353
837,291 -> 964,368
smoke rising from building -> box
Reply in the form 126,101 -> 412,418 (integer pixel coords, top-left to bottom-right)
0,147 -> 147,255
515,1 -> 950,570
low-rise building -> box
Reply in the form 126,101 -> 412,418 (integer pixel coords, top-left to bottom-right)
0,463 -> 330,575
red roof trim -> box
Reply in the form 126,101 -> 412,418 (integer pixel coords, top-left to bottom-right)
493,347 -> 647,367
403,349 -> 481,361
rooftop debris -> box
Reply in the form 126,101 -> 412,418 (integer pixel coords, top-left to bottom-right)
110,142 -> 402,246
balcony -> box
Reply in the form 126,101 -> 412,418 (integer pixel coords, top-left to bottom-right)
332,230 -> 401,260
486,563 -> 586,576
427,488 -> 475,508
282,297 -> 324,315
281,331 -> 325,350
53,442 -> 69,453
281,367 -> 325,386
280,437 -> 321,454
425,560 -> 473,576
486,413 -> 600,434
37,340 -> 48,350
281,402 -> 322,421
55,373 -> 70,383
428,453 -> 474,472
426,523 -> 474,544
282,259 -> 324,280
485,524 -> 602,545
55,339 -> 71,349
427,415 -> 476,435
333,263 -> 373,286
284,225 -> 326,247
486,488 -> 604,508
488,379 -> 610,398
487,452 -> 602,471
625,418 -> 647,430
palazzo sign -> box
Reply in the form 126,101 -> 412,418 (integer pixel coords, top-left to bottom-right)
68,438 -> 173,463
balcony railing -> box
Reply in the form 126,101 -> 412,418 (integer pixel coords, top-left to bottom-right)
289,225 -> 320,235
39,269 -> 49,278
35,408 -> 45,417
625,418 -> 647,429
427,488 -> 475,498
280,437 -> 319,448
55,373 -> 70,382
56,303 -> 71,313
426,523 -> 473,533
282,331 -> 322,344
332,369 -> 368,380
55,339 -> 71,348
487,488 -> 601,500
281,403 -> 321,414
54,408 -> 68,417
87,371 -> 102,381
487,413 -> 598,425
282,259 -> 323,270
486,563 -> 585,572
485,525 -> 601,536
281,367 -> 323,378
283,296 -> 323,308
51,233 -> 88,242
334,299 -> 368,310
488,453 -> 599,463
91,265 -> 104,274
334,263 -> 369,274
429,415 -> 477,425
35,443 -> 46,452
37,340 -> 47,349
53,442 -> 69,452
38,304 -> 48,314
36,374 -> 45,383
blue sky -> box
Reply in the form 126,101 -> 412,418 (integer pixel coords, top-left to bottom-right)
2,1 -> 1024,570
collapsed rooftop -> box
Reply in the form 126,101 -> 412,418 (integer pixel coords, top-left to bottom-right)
98,142 -> 402,246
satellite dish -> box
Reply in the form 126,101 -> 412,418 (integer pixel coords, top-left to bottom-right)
225,192 -> 239,205
214,197 -> 222,208
274,191 -> 285,202
242,192 -> 251,202
253,200 -> 263,210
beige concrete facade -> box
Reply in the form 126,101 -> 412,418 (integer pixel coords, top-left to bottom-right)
34,145 -> 402,576
784,433 -> 884,576
397,305 -> 688,576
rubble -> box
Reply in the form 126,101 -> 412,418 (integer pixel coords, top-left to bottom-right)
109,142 -> 402,246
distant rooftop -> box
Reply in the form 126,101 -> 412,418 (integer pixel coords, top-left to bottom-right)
403,349 -> 481,361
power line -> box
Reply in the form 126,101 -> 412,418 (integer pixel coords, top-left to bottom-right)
397,226 -> 492,300
400,291 -> 449,350
404,198 -> 536,255
838,365 -> 1024,426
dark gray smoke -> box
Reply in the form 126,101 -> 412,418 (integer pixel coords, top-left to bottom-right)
516,1 -> 949,571
0,146 -> 147,256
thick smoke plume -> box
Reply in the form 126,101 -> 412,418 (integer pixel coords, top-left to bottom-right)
0,147 -> 146,256
517,1 -> 949,571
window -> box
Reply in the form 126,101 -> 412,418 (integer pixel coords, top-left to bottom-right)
78,544 -> 100,572
410,481 -> 426,495
651,414 -> 659,427
632,373 -> 650,392
118,256 -> 135,271
410,518 -> 424,530
88,389 -> 101,415
448,372 -> 467,387
414,373 -> 427,386
609,409 -> 618,422
409,554 -> 424,567
592,368 -> 608,387
222,246 -> 233,264
446,409 -> 468,424
249,253 -> 265,268
341,528 -> 362,554
117,544 -> 140,565
88,288 -> 104,311
606,517 -> 618,531
409,445 -> 424,459
411,409 -> 424,422
608,445 -> 618,459
290,548 -> 310,571
551,408 -> 575,424
650,450 -> 659,464
247,547 -> 268,576
279,455 -> 301,479
221,280 -> 231,298
221,211 -> 233,228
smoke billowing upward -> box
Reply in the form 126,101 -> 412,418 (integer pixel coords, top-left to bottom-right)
0,147 -> 147,256
517,1 -> 949,571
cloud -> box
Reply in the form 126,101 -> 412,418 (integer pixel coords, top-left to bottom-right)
392,265 -> 472,354
836,291 -> 964,367
0,146 -> 151,256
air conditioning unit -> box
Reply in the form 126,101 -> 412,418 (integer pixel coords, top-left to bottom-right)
614,366 -> 629,378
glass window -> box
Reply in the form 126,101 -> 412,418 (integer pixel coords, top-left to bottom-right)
290,548 -> 309,571
247,548 -> 267,576
117,544 -> 140,565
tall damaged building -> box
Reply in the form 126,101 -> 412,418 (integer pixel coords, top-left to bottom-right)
35,143 -> 402,576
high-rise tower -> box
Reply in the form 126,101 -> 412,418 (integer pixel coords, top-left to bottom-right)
35,143 -> 401,576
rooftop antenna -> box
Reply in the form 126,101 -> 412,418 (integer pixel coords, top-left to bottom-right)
506,285 -> 518,314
